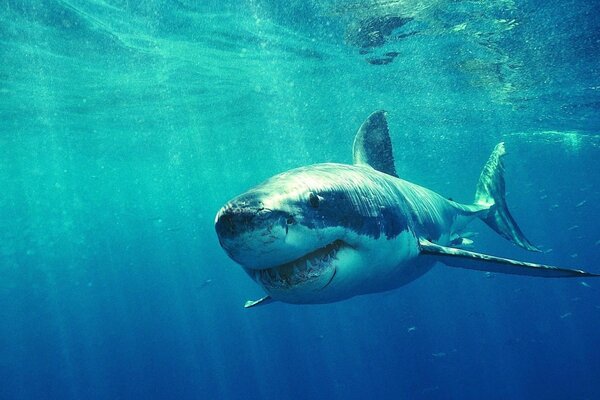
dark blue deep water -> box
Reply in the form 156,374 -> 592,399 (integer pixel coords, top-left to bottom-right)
1,1 -> 599,399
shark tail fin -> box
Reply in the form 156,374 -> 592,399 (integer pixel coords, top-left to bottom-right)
474,143 -> 540,252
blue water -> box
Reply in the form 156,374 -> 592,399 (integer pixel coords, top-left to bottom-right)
1,1 -> 599,399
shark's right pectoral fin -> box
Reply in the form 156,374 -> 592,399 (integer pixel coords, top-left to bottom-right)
244,295 -> 274,309
419,239 -> 599,278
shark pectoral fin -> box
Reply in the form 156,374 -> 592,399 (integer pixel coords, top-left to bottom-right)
418,239 -> 599,278
352,110 -> 398,177
244,295 -> 273,309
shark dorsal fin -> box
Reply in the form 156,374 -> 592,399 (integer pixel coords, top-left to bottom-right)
352,110 -> 398,177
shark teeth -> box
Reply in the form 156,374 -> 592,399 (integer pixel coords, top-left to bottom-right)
257,240 -> 343,288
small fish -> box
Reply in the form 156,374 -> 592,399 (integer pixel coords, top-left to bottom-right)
484,272 -> 494,279
407,326 -> 417,333
422,386 -> 439,394
540,195 -> 548,200
575,200 -> 587,208
567,225 -> 579,231
432,352 -> 447,358
560,312 -> 572,319
544,248 -> 553,254
198,279 -> 213,290
461,238 -> 474,247
570,253 -> 578,258
580,281 -> 591,288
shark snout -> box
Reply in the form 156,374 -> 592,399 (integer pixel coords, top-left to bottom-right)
215,202 -> 288,242
215,199 -> 300,269
214,207 -> 255,240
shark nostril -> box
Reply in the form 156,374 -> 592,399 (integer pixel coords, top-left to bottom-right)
216,207 -> 262,238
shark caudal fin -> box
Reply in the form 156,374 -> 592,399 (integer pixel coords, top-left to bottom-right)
475,143 -> 540,252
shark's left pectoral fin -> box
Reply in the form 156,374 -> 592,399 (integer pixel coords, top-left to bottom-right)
244,295 -> 274,309
419,239 -> 599,278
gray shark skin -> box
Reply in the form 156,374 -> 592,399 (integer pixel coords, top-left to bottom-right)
215,111 -> 599,307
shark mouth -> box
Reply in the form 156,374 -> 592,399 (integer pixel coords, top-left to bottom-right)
253,240 -> 344,290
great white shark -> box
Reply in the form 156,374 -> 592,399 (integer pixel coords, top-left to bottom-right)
215,111 -> 598,308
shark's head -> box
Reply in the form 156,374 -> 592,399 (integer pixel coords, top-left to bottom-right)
215,163 -> 414,303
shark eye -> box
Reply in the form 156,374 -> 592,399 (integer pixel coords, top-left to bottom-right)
308,192 -> 320,208
286,216 -> 295,225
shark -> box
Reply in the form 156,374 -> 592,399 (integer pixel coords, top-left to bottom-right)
214,111 -> 598,308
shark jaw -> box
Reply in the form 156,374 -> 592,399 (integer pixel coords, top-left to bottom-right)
246,240 -> 347,296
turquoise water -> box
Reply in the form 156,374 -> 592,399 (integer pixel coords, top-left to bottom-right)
1,1 -> 599,399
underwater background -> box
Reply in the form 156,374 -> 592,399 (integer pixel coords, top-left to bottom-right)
1,0 -> 599,399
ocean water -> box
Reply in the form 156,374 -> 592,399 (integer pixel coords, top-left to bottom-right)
1,0 -> 599,399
